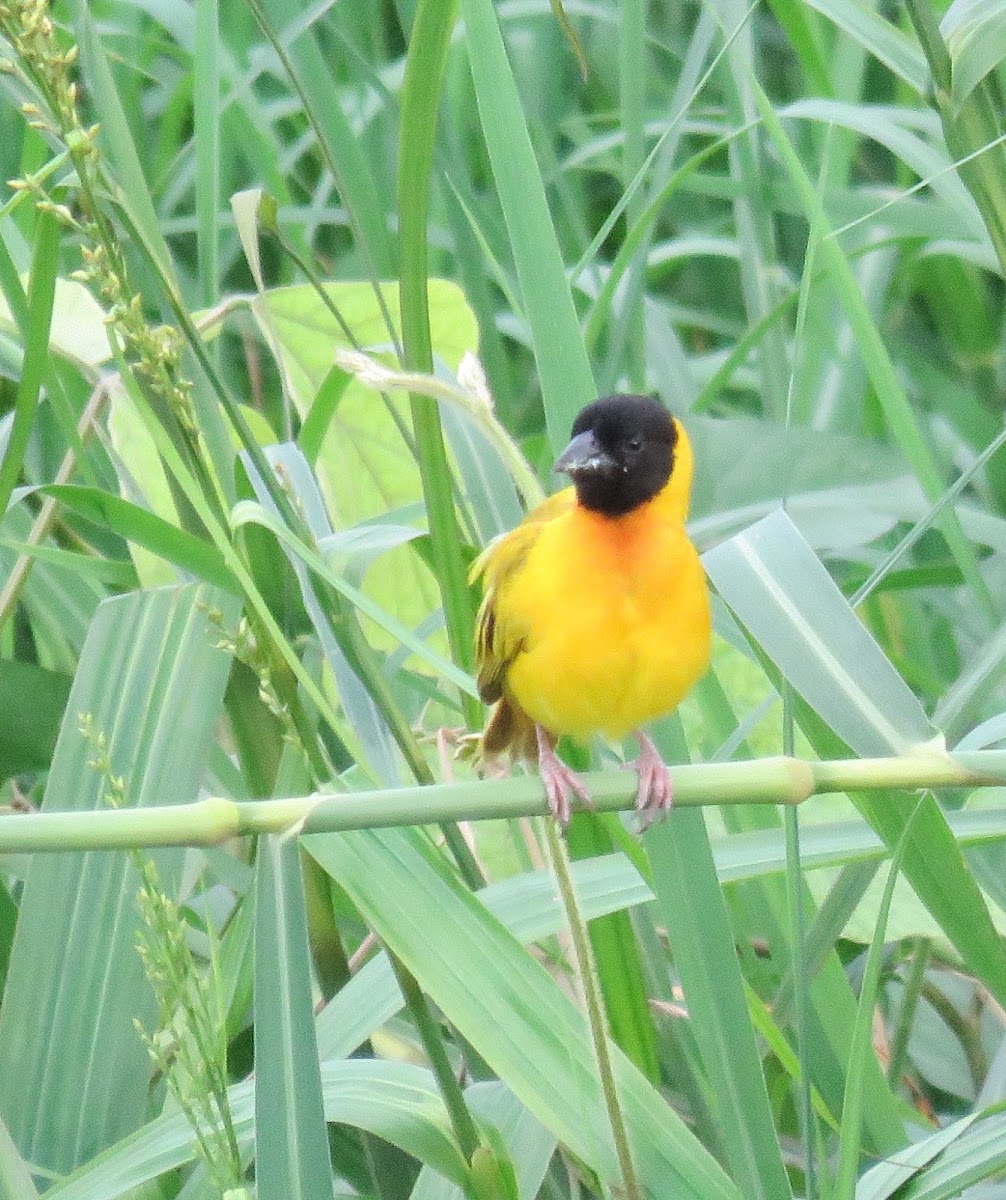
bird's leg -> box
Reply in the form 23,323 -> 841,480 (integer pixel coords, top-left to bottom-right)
630,731 -> 674,826
535,724 -> 591,828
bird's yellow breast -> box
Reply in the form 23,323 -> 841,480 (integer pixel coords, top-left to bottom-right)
498,495 -> 711,742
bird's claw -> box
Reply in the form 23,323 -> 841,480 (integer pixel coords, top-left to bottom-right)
629,732 -> 674,830
536,726 -> 592,829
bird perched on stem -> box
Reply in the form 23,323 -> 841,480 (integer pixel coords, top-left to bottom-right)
470,393 -> 711,827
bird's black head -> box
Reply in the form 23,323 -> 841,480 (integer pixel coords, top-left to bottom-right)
555,393 -> 677,517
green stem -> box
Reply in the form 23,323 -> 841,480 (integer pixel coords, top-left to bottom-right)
397,0 -> 479,728
901,0 -> 952,91
389,952 -> 482,1162
920,977 -> 988,1091
544,819 -> 642,1200
886,937 -> 930,1088
3,750 -> 1005,852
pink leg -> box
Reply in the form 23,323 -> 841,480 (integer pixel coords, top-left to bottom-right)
535,725 -> 591,828
630,732 -> 674,826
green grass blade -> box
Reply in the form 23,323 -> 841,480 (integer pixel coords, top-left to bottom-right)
706,512 -> 1006,1010
67,1 -> 174,279
304,825 -> 742,1200
314,851 -> 656,1062
397,0 -> 477,708
857,1112 -> 1006,1199
942,0 -> 1006,105
254,836 -> 335,1198
647,809 -> 793,1200
707,0 -> 792,422
459,0 -> 595,449
0,208 -> 57,517
803,0 -> 928,92
0,1117 -> 38,1200
247,0 -> 394,278
0,584 -> 236,1175
230,494 -> 476,698
43,485 -> 239,592
194,0 -> 221,308
0,657 -> 69,778
0,505 -> 103,669
750,80 -> 994,618
616,0 -> 647,391
855,1112 -> 979,1200
46,1060 -> 474,1199
704,508 -> 937,756
835,804 -> 920,1199
413,1082 -> 555,1200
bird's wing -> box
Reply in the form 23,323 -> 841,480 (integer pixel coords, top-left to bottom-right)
469,487 -> 575,705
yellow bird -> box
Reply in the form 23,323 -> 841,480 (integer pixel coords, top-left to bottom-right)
470,393 -> 711,825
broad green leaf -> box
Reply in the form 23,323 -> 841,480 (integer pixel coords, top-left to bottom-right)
0,658 -> 69,778
704,508 -> 938,756
0,584 -> 236,1176
305,825 -> 741,1200
314,851 -> 655,1062
706,512 -> 1006,1008
47,1061 -> 472,1199
254,837 -> 334,1198
0,276 -> 111,370
0,1115 -> 38,1200
251,278 -> 476,422
251,279 -> 479,645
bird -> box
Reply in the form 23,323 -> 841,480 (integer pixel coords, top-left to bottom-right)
470,393 -> 711,827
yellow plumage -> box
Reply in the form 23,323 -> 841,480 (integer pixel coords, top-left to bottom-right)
471,414 -> 710,777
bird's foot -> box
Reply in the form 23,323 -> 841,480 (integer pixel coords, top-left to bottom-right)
629,732 -> 674,828
535,725 -> 591,829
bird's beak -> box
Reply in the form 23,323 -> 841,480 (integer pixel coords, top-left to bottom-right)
555,430 -> 617,476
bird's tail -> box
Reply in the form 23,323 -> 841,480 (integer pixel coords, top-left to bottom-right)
477,695 -> 539,771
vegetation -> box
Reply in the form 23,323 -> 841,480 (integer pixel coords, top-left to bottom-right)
1,0 -> 1006,1197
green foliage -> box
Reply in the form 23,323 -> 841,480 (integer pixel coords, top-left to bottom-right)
2,0 -> 1006,1197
